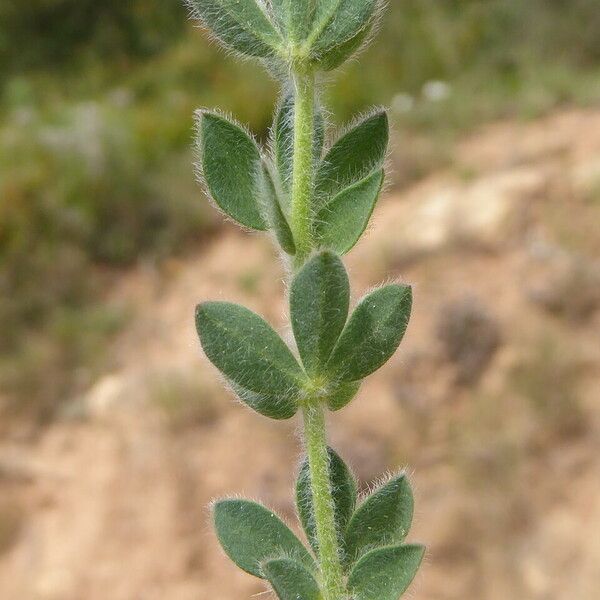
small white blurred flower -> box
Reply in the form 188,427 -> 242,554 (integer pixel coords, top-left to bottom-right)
392,93 -> 415,113
422,80 -> 451,102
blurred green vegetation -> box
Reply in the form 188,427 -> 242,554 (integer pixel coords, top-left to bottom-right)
2,0 -> 600,421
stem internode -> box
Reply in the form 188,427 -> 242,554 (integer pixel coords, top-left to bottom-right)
302,403 -> 346,600
291,70 -> 316,268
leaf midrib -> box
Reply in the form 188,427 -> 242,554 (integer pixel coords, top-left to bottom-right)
317,167 -> 383,213
303,0 -> 344,50
214,0 -> 285,52
203,308 -> 306,391
329,287 -> 408,379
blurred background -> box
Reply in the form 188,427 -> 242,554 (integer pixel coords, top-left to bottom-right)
1,1 -> 600,598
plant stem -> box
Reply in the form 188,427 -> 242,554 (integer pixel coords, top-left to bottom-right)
302,403 -> 346,600
291,69 -> 315,267
291,66 -> 344,599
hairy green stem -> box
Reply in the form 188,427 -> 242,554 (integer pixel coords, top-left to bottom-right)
302,403 -> 346,600
291,69 -> 315,267
292,66 -> 345,599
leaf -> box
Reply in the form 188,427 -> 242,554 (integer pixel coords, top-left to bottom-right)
296,447 -> 357,556
314,169 -> 383,254
187,0 -> 282,58
344,474 -> 414,565
272,93 -> 325,200
213,499 -> 316,579
270,0 -> 316,43
315,111 -> 388,202
317,21 -> 373,71
262,558 -> 321,600
290,251 -> 349,376
310,0 -> 378,58
228,380 -> 297,420
327,284 -> 412,382
348,544 -> 424,600
325,380 -> 360,411
268,0 -> 287,29
196,111 -> 267,230
195,302 -> 307,404
258,163 -> 296,255
272,94 -> 295,197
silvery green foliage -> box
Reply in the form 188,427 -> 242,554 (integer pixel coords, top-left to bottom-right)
212,460 -> 423,598
213,499 -> 317,577
344,474 -> 414,566
195,111 -> 268,230
186,0 -> 382,69
263,558 -> 321,600
290,251 -> 350,377
195,301 -> 306,419
190,1 -> 423,598
348,544 -> 425,600
327,283 -> 412,382
186,0 -> 283,58
313,112 -> 388,254
195,253 -> 411,421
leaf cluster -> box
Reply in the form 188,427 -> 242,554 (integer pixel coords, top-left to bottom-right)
195,105 -> 388,259
196,251 -> 412,419
213,449 -> 423,600
189,0 -> 389,259
197,253 -> 418,596
189,1 -> 424,597
186,0 -> 383,70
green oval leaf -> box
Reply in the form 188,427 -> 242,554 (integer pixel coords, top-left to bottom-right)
327,284 -> 412,382
259,163 -> 296,255
187,0 -> 282,58
272,93 -> 325,201
317,21 -> 373,71
314,169 -> 384,255
213,499 -> 316,579
195,302 -> 306,403
315,111 -> 388,202
325,380 -> 360,411
272,93 -> 295,198
296,447 -> 357,556
344,474 -> 414,566
290,251 -> 349,376
228,379 -> 297,420
263,558 -> 321,600
348,544 -> 424,600
311,0 -> 379,60
270,0 -> 316,43
196,111 -> 267,230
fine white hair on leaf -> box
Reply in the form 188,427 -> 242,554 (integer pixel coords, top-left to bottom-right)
192,107 -> 267,232
328,105 -> 388,151
208,494 -> 308,575
193,107 -> 259,163
209,494 -> 296,527
211,494 -> 312,575
312,107 -> 389,211
188,0 -> 424,589
184,0 -> 284,62
355,468 -> 400,503
310,0 -> 386,59
322,1 -> 384,73
347,277 -> 413,316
